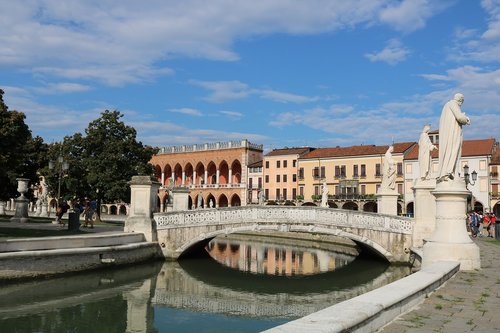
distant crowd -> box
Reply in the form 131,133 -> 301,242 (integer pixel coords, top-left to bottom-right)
467,211 -> 497,238
55,197 -> 97,228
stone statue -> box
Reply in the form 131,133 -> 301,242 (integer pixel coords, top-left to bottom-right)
167,177 -> 174,204
209,199 -> 214,208
418,124 -> 437,180
381,145 -> 396,190
197,192 -> 203,209
437,93 -> 470,182
258,190 -> 265,205
321,180 -> 329,207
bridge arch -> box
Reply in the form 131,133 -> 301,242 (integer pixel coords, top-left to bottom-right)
342,202 -> 358,210
154,206 -> 413,263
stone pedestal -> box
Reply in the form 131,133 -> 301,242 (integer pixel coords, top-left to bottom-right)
0,201 -> 5,215
172,187 -> 190,211
40,203 -> 49,217
125,176 -> 160,242
376,189 -> 399,216
422,179 -> 480,271
10,178 -> 30,223
412,179 -> 436,247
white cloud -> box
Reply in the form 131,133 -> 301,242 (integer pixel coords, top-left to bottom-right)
168,107 -> 203,117
34,82 -> 91,94
365,39 -> 410,65
0,1 -> 442,85
379,0 -> 446,33
190,80 -> 251,103
259,90 -> 319,103
219,110 -> 243,119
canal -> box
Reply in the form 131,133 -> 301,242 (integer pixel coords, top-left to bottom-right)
0,233 -> 410,332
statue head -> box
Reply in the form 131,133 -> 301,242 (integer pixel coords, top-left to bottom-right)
423,124 -> 431,133
454,93 -> 464,105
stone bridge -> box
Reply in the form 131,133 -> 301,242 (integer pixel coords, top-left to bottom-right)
153,206 -> 414,263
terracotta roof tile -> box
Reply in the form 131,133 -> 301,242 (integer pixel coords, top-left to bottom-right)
405,138 -> 496,160
300,142 -> 416,159
248,160 -> 263,168
266,147 -> 314,157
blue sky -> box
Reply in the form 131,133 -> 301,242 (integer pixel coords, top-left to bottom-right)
1,0 -> 499,152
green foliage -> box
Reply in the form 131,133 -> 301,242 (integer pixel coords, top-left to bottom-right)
0,89 -> 45,200
48,110 -> 157,203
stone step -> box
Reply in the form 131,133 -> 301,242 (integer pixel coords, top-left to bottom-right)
0,232 -> 145,253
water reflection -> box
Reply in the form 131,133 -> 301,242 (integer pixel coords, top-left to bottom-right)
206,235 -> 358,276
0,237 -> 411,332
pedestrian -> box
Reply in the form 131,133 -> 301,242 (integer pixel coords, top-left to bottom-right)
82,200 -> 95,228
485,213 -> 494,238
490,213 -> 497,238
470,212 -> 479,238
56,199 -> 69,225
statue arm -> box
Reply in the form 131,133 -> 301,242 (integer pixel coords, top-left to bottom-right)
450,103 -> 470,125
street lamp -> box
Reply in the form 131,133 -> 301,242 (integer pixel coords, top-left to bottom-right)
463,164 -> 477,189
49,155 -> 69,207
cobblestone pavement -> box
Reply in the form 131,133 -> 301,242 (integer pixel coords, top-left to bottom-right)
379,238 -> 500,333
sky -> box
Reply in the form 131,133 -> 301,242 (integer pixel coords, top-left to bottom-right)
1,0 -> 499,152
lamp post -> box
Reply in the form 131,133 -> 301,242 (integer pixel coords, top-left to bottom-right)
463,164 -> 477,189
49,155 -> 69,207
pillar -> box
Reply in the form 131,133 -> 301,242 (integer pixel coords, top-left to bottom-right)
376,188 -> 399,216
229,169 -> 232,185
193,171 -> 197,186
422,179 -> 480,270
204,170 -> 208,188
124,176 -> 160,242
161,172 -> 165,187
412,179 -> 436,247
181,171 -> 185,186
216,169 -> 220,188
172,187 -> 190,211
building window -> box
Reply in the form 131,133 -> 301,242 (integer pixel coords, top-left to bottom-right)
397,162 -> 403,176
314,186 -> 319,196
265,175 -> 269,183
277,160 -> 281,168
298,168 -> 304,180
283,160 -> 287,168
376,163 -> 381,177
335,185 -> 340,195
361,164 -> 366,177
265,161 -> 269,169
335,166 -> 340,178
283,188 -> 287,200
276,175 -> 280,182
361,184 -> 366,194
265,189 -> 269,199
397,183 -> 403,194
313,167 -> 320,179
321,166 -> 326,178
293,160 -> 297,167
340,165 -> 346,178
292,188 -> 297,199
249,178 -> 253,189
292,174 -> 297,182
258,177 -> 262,188
299,186 -> 304,196
353,165 -> 359,178
283,174 -> 288,182
276,189 -> 280,200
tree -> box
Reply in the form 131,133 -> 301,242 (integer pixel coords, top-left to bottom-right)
0,89 -> 41,201
63,110 -> 156,203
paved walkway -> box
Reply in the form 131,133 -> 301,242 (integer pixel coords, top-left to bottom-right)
0,220 -> 124,234
379,237 -> 500,333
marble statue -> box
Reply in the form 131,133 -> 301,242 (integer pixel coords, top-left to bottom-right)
258,190 -> 265,205
437,93 -> 470,182
167,177 -> 174,204
418,124 -> 437,180
321,180 -> 329,207
197,192 -> 203,209
381,145 -> 396,190
209,199 -> 214,208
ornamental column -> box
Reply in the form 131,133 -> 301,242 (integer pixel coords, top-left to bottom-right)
216,169 -> 220,188
229,169 -> 232,185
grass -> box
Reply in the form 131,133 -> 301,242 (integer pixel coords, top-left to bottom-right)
435,304 -> 443,310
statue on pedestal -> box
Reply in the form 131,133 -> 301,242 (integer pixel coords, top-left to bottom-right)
197,192 -> 203,209
321,180 -> 329,207
437,93 -> 470,182
381,146 -> 396,191
418,124 -> 438,181
258,189 -> 265,205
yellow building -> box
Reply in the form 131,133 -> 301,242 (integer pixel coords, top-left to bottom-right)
297,142 -> 416,213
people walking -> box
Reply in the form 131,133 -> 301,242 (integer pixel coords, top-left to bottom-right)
82,199 -> 95,228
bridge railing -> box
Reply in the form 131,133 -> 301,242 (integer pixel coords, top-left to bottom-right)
154,206 -> 413,235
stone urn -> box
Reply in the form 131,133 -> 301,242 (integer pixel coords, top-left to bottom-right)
10,178 -> 30,223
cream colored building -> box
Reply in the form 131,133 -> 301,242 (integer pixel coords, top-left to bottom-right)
297,143 -> 416,213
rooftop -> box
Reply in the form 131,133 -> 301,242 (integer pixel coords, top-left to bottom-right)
405,138 -> 496,160
300,142 -> 416,159
265,147 -> 314,157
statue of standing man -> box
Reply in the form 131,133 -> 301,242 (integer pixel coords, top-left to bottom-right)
437,93 -> 470,182
381,145 -> 396,191
418,124 -> 437,180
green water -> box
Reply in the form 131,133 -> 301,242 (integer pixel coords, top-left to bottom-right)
0,239 -> 410,332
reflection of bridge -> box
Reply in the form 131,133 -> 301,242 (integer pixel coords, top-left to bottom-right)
152,261 -> 409,319
153,206 -> 414,263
